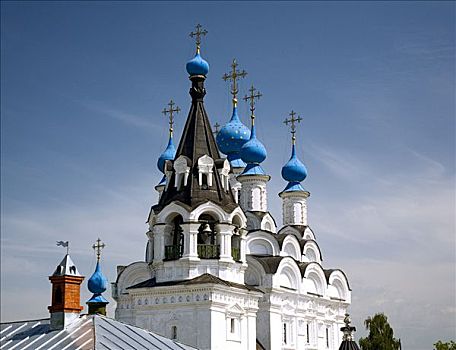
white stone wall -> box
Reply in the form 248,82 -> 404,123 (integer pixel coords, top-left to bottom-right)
115,284 -> 261,350
256,291 -> 347,350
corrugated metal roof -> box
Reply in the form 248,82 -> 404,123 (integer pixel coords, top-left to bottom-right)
0,315 -> 197,350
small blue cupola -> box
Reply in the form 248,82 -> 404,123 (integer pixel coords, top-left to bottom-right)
157,136 -> 176,174
87,238 -> 109,315
280,111 -> 308,193
157,100 -> 180,188
240,123 -> 268,175
216,106 -> 251,168
239,85 -> 268,176
219,59 -> 250,169
186,52 -> 209,76
186,24 -> 209,77
281,143 -> 308,192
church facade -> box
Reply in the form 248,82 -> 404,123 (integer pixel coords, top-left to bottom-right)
112,25 -> 351,350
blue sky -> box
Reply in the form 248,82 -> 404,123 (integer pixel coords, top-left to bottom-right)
1,1 -> 455,349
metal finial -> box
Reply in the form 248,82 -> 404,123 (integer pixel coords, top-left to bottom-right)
56,240 -> 69,255
344,314 -> 351,328
222,59 -> 247,107
283,110 -> 302,144
213,122 -> 220,135
162,99 -> 180,137
92,238 -> 105,262
341,313 -> 356,341
243,84 -> 262,125
189,24 -> 208,54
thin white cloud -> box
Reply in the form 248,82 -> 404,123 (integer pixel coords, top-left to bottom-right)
82,101 -> 158,130
305,144 -> 455,350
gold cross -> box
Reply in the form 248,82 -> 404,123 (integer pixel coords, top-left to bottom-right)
189,24 -> 208,53
283,110 -> 303,143
92,238 -> 105,262
222,59 -> 247,106
213,122 -> 220,135
243,85 -> 262,123
162,100 -> 180,137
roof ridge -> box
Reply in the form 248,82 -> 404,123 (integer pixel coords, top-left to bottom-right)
0,317 -> 50,325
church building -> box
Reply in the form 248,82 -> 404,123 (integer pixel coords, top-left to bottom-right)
112,25 -> 352,350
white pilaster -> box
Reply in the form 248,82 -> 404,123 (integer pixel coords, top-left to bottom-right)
146,230 -> 154,263
217,223 -> 234,262
240,229 -> 247,264
153,224 -> 166,262
181,222 -> 200,260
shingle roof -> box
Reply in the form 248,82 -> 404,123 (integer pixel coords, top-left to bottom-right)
0,314 -> 197,350
127,273 -> 262,293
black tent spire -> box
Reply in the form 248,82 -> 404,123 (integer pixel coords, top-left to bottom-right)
153,60 -> 237,214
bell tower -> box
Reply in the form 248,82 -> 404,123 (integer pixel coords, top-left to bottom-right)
147,24 -> 248,284
113,26 -> 260,350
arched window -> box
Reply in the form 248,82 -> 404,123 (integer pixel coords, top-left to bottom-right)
197,214 -> 217,245
172,216 -> 184,256
197,214 -> 219,259
231,234 -> 241,261
164,215 -> 184,260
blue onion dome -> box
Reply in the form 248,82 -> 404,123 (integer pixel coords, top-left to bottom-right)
240,124 -> 267,164
88,262 -> 107,294
157,136 -> 176,173
186,52 -> 209,76
281,144 -> 307,182
216,106 -> 251,155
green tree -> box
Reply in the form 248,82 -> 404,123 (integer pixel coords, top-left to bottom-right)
434,340 -> 456,350
358,313 -> 401,350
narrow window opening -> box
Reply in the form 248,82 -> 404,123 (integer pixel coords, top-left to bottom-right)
230,318 -> 235,333
326,327 -> 329,348
202,173 -> 208,187
175,174 -> 183,190
55,286 -> 62,304
306,323 -> 310,343
172,216 -> 184,257
171,325 -> 177,340
282,323 -> 287,344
